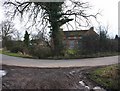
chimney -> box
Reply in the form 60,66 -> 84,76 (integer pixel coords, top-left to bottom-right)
89,27 -> 94,31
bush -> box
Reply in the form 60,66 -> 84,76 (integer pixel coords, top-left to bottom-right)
8,41 -> 25,54
29,45 -> 52,59
10,46 -> 24,53
79,29 -> 119,55
3,40 -> 14,50
64,49 -> 78,58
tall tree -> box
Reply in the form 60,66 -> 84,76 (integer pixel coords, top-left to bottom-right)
4,0 -> 99,56
24,31 -> 30,47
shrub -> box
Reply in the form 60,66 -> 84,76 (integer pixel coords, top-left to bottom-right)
3,40 -> 14,50
29,45 -> 52,59
64,49 -> 78,58
10,46 -> 24,53
8,41 -> 25,54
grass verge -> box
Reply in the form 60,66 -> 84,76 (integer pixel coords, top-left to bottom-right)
89,64 -> 119,90
0,50 -> 32,59
0,49 -> 119,59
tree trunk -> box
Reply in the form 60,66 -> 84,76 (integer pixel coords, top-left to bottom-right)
51,23 -> 64,57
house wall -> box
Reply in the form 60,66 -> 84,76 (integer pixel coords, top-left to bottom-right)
63,36 -> 81,49
63,27 -> 98,49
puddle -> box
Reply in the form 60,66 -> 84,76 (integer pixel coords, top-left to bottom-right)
79,80 -> 86,86
79,80 -> 106,91
0,70 -> 7,77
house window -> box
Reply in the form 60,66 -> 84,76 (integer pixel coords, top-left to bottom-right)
78,40 -> 81,48
73,37 -> 77,39
69,40 -> 75,49
79,36 -> 82,39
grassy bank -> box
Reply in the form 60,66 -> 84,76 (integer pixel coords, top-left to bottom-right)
0,50 -> 32,58
89,64 -> 119,90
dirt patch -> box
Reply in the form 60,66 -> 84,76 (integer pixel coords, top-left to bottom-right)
2,65 -> 105,90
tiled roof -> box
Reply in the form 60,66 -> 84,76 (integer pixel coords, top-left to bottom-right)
63,30 -> 89,37
63,27 -> 98,37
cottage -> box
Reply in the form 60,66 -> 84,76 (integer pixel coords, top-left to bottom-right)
63,27 -> 98,49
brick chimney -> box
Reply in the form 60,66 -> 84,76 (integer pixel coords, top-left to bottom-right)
89,27 -> 94,31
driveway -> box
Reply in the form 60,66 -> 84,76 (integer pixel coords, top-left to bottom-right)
0,54 -> 119,68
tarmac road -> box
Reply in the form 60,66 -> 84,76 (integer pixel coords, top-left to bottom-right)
0,54 -> 119,68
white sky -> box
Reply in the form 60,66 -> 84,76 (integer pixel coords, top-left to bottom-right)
86,0 -> 119,38
0,0 -> 119,38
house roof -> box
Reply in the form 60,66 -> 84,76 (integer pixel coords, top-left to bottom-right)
63,27 -> 97,37
63,30 -> 89,36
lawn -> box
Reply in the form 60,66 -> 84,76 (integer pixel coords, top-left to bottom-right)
89,64 -> 119,90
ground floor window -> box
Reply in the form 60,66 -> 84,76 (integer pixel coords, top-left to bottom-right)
69,40 -> 75,49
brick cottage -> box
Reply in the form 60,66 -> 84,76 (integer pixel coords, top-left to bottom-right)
63,27 -> 98,49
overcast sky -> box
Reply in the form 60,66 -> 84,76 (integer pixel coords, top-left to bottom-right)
86,0 -> 119,38
0,0 -> 119,38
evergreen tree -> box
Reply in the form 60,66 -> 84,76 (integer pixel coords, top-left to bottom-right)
115,35 -> 118,40
24,31 -> 30,47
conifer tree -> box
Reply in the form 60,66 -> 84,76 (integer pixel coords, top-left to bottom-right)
24,31 -> 30,47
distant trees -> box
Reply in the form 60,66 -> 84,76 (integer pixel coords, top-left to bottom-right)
80,34 -> 99,54
0,20 -> 16,49
31,30 -> 50,48
98,26 -> 110,52
98,26 -> 118,52
1,21 -> 15,39
79,25 -> 118,55
10,31 -> 30,54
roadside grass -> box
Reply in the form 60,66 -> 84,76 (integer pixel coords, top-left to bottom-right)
89,64 -> 119,90
0,50 -> 32,59
0,49 -> 119,59
89,52 -> 119,57
0,50 -> 2,54
64,51 -> 119,59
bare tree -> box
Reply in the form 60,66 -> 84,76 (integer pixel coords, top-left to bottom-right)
0,20 -> 15,42
0,20 -> 16,48
4,0 -> 99,56
13,30 -> 23,41
1,20 -> 14,39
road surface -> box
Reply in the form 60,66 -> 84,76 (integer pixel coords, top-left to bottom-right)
0,54 -> 119,68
